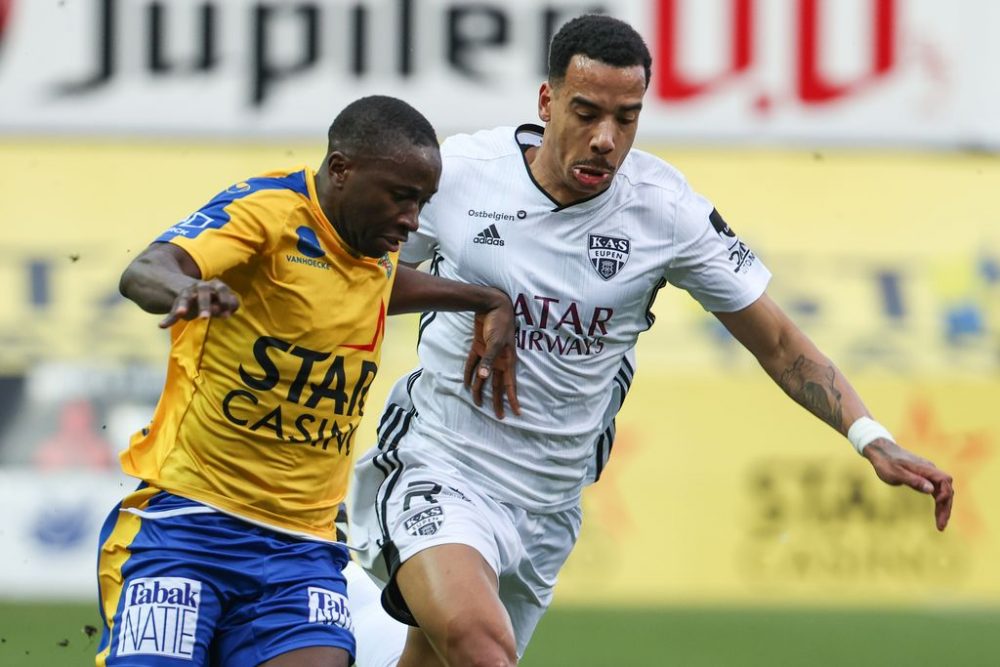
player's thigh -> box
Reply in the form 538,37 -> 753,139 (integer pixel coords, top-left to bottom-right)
96,493 -> 225,665
213,538 -> 356,667
500,504 -> 582,656
373,467 -> 510,613
397,544 -> 515,665
376,465 -> 518,647
398,626 -> 446,667
396,542 -> 505,631
259,646 -> 350,667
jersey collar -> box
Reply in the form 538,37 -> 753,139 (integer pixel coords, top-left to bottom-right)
305,165 -> 384,265
513,123 -> 618,214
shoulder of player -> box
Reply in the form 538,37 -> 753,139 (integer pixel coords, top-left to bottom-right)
612,150 -> 715,237
440,126 -> 521,163
205,167 -> 312,209
617,148 -> 689,196
187,168 -> 311,240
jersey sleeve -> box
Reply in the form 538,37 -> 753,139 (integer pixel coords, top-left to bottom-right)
400,203 -> 439,266
154,189 -> 275,279
663,183 -> 771,312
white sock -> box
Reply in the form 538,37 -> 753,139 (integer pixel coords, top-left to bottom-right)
344,560 -> 407,667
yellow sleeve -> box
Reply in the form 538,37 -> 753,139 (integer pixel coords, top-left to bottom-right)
154,188 -> 285,279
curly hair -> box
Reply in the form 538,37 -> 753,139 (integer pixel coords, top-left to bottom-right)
548,14 -> 652,89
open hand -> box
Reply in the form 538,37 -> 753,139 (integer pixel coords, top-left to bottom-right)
863,439 -> 954,531
159,279 -> 240,328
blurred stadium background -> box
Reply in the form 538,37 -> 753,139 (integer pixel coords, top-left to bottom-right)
1,1 -> 998,665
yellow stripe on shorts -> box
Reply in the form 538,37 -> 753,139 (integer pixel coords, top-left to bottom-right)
95,485 -> 161,667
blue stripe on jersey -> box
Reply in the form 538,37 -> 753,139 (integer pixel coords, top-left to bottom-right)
155,170 -> 310,242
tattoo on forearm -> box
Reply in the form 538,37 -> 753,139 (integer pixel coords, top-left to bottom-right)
778,355 -> 843,430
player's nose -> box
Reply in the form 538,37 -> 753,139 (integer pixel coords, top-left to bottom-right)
397,205 -> 419,231
590,121 -> 615,155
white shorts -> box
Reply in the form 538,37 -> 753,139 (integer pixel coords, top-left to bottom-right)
348,438 -> 582,657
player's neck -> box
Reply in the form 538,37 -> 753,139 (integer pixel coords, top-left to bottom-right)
312,169 -> 359,257
525,145 -> 570,207
313,169 -> 335,221
526,144 -> 603,208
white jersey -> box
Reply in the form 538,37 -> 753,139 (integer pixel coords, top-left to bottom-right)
378,125 -> 771,512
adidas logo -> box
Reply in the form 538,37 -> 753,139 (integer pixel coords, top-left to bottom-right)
473,224 -> 505,246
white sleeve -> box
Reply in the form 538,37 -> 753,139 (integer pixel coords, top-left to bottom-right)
399,202 -> 439,265
663,183 -> 771,313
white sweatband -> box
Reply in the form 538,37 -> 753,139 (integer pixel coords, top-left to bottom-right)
847,416 -> 894,455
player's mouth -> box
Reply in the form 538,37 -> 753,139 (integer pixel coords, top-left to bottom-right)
571,165 -> 612,189
379,234 -> 407,252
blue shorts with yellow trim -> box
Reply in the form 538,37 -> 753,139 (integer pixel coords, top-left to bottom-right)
95,486 -> 355,666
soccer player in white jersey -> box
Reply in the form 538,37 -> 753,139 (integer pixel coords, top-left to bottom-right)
347,14 -> 955,667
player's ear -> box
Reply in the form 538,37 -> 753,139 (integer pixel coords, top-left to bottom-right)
327,151 -> 352,188
538,81 -> 553,123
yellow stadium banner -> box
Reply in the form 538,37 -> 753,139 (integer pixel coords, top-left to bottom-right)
558,373 -> 999,606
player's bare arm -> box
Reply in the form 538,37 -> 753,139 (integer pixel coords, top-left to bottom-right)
119,242 -> 240,328
388,264 -> 520,418
715,292 -> 954,531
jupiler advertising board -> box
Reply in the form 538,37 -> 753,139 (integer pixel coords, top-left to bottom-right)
0,2 -> 998,142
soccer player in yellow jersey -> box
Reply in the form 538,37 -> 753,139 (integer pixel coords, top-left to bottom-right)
95,96 -> 518,667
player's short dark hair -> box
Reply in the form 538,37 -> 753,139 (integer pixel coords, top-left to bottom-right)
327,95 -> 438,158
548,14 -> 652,89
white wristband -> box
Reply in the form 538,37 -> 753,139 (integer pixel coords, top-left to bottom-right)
847,417 -> 894,455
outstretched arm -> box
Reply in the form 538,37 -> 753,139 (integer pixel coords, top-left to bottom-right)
119,242 -> 240,328
715,293 -> 954,530
389,265 -> 520,418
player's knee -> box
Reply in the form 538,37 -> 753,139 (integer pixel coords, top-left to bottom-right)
441,613 -> 517,667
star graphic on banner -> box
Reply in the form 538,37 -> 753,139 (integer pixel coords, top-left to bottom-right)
895,397 -> 993,537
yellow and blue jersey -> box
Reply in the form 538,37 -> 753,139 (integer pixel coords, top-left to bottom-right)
120,167 -> 398,541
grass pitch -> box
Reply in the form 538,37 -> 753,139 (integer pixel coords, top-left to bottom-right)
522,606 -> 999,666
0,602 -> 996,666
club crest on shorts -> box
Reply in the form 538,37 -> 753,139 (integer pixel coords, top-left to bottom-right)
404,506 -> 444,536
588,234 -> 630,280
